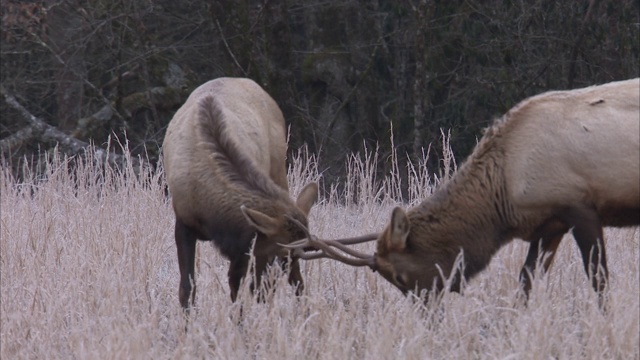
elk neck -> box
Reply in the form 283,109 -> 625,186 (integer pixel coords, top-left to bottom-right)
407,141 -> 516,280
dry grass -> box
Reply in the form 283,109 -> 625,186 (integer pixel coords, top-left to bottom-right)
1,147 -> 638,359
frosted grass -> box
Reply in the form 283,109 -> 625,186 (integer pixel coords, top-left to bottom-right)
1,146 -> 638,359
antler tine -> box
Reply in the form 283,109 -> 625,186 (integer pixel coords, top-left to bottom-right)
283,215 -> 376,267
290,250 -> 326,260
330,232 -> 379,245
315,238 -> 374,260
294,238 -> 375,267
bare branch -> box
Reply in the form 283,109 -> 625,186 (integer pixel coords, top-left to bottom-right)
72,85 -> 183,140
1,85 -> 145,172
0,126 -> 40,153
27,31 -> 125,122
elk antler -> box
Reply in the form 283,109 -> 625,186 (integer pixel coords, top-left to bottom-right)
327,232 -> 379,245
283,216 -> 377,268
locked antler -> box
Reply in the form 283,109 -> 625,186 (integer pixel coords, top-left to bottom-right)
283,216 -> 377,267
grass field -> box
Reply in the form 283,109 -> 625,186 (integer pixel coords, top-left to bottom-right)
1,148 -> 638,359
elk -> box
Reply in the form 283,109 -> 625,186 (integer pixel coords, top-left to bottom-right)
287,78 -> 640,303
162,77 -> 318,309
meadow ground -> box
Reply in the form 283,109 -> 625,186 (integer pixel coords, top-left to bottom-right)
1,148 -> 638,359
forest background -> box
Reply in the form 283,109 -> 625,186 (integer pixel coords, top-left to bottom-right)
1,0 -> 639,185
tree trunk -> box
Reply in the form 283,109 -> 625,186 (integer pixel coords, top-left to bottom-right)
46,0 -> 87,132
412,0 -> 431,163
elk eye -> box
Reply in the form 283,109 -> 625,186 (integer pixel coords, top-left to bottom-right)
394,274 -> 407,287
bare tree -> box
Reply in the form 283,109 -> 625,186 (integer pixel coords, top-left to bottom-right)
1,0 -> 637,185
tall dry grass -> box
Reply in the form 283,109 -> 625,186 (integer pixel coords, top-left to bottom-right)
1,145 -> 638,359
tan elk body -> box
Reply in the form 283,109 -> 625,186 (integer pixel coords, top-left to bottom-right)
291,78 -> 639,301
377,78 -> 640,297
163,77 -> 317,309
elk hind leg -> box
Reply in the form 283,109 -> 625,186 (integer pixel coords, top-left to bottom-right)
175,219 -> 198,311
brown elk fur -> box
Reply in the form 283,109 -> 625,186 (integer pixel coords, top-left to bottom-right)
163,78 -> 318,308
374,78 -> 640,301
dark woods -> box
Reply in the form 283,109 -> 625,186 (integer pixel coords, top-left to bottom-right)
1,0 -> 638,188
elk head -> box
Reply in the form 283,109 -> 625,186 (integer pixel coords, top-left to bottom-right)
372,207 -> 460,295
240,182 -> 319,257
283,206 -> 460,296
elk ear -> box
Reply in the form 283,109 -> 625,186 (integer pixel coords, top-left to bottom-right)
296,182 -> 318,215
241,205 -> 280,236
387,207 -> 410,251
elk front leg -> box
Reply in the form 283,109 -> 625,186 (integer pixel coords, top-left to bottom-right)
228,255 -> 250,302
252,255 -> 271,302
519,220 -> 568,298
563,207 -> 609,296
519,233 -> 564,297
175,219 -> 198,310
273,254 -> 305,296
287,257 -> 305,296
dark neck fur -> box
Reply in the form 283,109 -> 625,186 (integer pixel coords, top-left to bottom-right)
408,135 -> 514,281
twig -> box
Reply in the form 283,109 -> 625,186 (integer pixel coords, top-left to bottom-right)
215,18 -> 248,76
28,31 -> 125,121
567,0 -> 599,88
